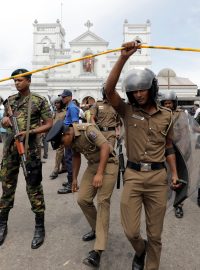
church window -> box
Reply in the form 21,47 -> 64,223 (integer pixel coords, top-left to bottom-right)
43,46 -> 49,53
82,51 -> 94,73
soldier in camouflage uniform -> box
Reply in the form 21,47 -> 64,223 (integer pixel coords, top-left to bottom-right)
0,69 -> 53,248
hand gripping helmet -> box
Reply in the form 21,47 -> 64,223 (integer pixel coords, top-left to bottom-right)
122,68 -> 159,104
160,91 -> 178,109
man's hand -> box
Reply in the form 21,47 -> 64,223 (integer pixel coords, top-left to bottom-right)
171,176 -> 182,190
15,131 -> 26,141
1,116 -> 12,127
92,173 -> 103,188
121,41 -> 140,58
72,179 -> 78,193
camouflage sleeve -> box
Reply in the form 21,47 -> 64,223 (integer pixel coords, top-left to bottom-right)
39,97 -> 53,121
3,99 -> 9,117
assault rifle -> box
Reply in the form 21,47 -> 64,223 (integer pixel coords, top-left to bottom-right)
116,137 -> 125,189
8,106 -> 28,179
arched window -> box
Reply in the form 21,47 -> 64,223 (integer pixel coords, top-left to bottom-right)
134,37 -> 142,54
82,50 -> 94,73
41,36 -> 52,54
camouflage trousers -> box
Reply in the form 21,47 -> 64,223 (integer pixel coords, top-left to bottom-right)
0,144 -> 45,214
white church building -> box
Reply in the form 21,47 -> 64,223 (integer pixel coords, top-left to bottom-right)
31,19 -> 151,104
0,19 -> 198,105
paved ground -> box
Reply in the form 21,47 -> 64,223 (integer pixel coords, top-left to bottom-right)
0,144 -> 199,270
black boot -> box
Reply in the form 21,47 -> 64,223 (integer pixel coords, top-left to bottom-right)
197,188 -> 200,207
174,205 -> 184,218
58,176 -> 72,194
83,250 -> 102,267
0,210 -> 9,246
82,230 -> 96,241
132,240 -> 147,270
31,213 -> 45,249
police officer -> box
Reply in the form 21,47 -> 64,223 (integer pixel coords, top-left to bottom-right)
0,69 -> 53,248
46,121 -> 119,268
192,108 -> 200,206
90,85 -> 121,147
160,91 -> 190,218
49,97 -> 66,179
57,89 -> 80,194
105,41 -> 178,270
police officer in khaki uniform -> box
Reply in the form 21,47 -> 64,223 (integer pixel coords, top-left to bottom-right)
90,85 -> 121,148
160,91 -> 191,219
105,41 -> 179,270
49,97 -> 66,179
46,121 -> 119,268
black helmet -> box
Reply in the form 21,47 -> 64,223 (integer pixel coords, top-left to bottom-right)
122,68 -> 158,104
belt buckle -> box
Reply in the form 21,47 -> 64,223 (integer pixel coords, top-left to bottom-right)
102,127 -> 108,131
140,163 -> 151,172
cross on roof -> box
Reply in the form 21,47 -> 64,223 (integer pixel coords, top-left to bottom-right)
84,20 -> 93,31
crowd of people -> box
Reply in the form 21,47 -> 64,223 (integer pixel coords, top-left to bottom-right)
0,41 -> 200,270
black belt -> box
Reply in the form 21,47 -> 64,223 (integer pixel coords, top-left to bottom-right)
127,161 -> 165,172
99,127 -> 116,131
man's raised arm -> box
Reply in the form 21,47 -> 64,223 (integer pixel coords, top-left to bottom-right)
105,41 -> 139,107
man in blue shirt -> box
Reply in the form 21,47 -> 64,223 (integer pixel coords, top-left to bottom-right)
57,89 -> 80,194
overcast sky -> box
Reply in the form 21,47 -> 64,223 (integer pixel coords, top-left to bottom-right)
1,0 -> 200,87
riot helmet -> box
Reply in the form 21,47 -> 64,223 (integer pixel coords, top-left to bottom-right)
122,68 -> 158,104
160,91 -> 178,110
54,97 -> 62,104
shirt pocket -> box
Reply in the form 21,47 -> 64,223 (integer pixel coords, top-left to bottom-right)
149,122 -> 167,144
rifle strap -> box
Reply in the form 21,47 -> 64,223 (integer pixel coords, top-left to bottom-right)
25,93 -> 32,157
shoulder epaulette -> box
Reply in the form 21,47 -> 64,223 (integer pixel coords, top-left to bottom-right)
31,92 -> 45,100
176,108 -> 184,112
158,105 -> 171,113
3,99 -> 8,105
7,93 -> 18,99
75,123 -> 93,131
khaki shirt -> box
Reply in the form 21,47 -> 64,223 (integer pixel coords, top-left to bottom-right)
71,123 -> 116,164
53,109 -> 66,124
90,100 -> 120,128
114,100 -> 173,163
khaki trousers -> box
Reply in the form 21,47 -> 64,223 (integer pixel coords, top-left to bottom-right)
54,145 -> 65,172
121,167 -> 168,270
77,161 -> 118,251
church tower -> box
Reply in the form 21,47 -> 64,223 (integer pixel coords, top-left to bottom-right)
123,19 -> 151,70
32,19 -> 66,92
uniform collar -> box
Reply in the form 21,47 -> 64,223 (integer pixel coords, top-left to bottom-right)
134,103 -> 161,115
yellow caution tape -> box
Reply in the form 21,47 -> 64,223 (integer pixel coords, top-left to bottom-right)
0,45 -> 200,83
